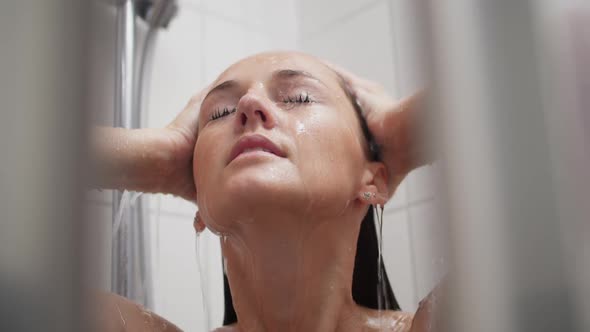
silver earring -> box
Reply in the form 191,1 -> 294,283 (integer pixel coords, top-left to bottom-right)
363,192 -> 376,200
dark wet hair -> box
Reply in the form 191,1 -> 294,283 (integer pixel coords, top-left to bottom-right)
222,70 -> 399,325
336,73 -> 400,311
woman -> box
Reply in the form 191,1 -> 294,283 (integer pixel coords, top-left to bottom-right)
93,51 -> 437,331
192,51 -> 436,331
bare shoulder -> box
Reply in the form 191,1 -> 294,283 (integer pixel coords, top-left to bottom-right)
359,307 -> 414,332
212,324 -> 238,332
90,291 -> 182,332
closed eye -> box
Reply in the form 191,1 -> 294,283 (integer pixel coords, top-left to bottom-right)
210,107 -> 237,121
282,92 -> 314,104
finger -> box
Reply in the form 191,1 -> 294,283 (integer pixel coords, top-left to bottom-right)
322,60 -> 359,82
168,86 -> 209,138
321,59 -> 376,90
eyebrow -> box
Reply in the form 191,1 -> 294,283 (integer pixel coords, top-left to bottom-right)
272,69 -> 326,86
203,79 -> 239,101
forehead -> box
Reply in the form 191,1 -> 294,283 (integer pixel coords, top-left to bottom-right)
214,52 -> 341,87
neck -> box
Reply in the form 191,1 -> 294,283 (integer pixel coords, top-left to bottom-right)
221,209 -> 365,332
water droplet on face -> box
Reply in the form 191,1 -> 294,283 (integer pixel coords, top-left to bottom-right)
296,121 -> 306,135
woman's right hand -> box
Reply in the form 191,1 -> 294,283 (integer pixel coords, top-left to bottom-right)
160,89 -> 207,202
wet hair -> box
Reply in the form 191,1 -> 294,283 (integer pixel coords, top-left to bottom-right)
222,70 -> 400,325
336,73 -> 400,312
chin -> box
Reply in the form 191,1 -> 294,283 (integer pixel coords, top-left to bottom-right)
224,168 -> 298,203
200,176 -> 300,232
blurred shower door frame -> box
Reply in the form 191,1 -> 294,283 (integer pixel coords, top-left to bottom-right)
422,0 -> 589,331
0,0 -> 89,331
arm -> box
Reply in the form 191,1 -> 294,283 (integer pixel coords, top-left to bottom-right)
370,280 -> 444,332
369,91 -> 432,192
409,279 -> 446,332
90,90 -> 204,202
92,127 -> 178,195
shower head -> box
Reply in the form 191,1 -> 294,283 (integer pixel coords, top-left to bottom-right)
137,0 -> 178,29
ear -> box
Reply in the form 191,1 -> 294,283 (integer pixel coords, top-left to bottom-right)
357,161 -> 389,207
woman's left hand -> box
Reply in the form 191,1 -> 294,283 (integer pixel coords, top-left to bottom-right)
327,63 -> 433,196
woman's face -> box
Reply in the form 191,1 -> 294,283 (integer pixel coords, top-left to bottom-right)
194,52 -> 371,232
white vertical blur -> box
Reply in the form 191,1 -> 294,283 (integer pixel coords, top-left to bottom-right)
0,1 -> 89,331
535,1 -> 590,331
426,0 -> 587,331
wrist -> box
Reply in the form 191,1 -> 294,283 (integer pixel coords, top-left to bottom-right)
148,128 -> 181,195
118,128 -> 175,195
159,127 -> 197,200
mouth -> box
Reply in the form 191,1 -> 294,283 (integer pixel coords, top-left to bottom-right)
228,134 -> 287,164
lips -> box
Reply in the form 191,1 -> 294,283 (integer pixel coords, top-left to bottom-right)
228,134 -> 286,163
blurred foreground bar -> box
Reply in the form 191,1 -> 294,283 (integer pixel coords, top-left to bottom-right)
0,1 -> 90,331
424,1 -> 589,331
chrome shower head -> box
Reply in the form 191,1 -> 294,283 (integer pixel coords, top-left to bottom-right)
137,0 -> 178,29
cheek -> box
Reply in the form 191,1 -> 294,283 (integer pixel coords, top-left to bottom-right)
193,133 -> 232,233
293,111 -> 365,201
193,133 -> 225,202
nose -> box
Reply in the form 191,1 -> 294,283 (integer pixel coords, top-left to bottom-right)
235,90 -> 277,131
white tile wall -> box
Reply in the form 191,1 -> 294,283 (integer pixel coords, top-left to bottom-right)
299,0 -> 382,35
408,201 -> 447,301
390,0 -> 426,96
147,210 -> 225,331
201,0 -> 244,22
146,8 -> 204,129
387,180 -> 408,209
381,209 -> 416,311
300,0 -> 399,96
202,15 -> 250,83
150,194 -> 198,217
250,0 -> 299,49
406,164 -> 437,203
